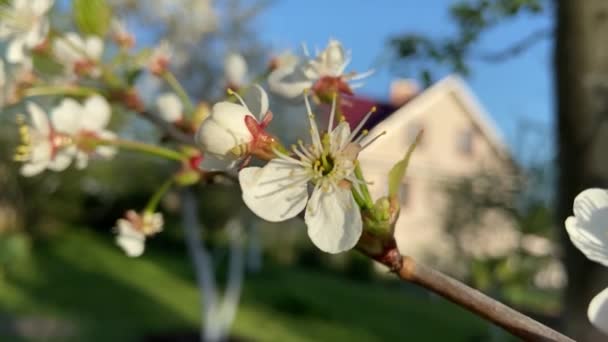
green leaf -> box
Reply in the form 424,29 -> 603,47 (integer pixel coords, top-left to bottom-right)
32,53 -> 64,77
387,130 -> 423,198
73,0 -> 112,37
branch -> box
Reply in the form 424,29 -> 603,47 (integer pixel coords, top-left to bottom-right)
476,27 -> 552,62
376,251 -> 574,341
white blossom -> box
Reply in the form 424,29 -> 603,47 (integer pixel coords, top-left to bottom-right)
156,92 -> 183,123
239,95 -> 379,253
565,188 -> 608,334
148,40 -> 172,76
224,53 -> 248,88
111,18 -> 135,48
53,32 -> 104,78
0,0 -> 53,64
268,39 -> 372,99
115,210 -> 163,257
195,85 -> 269,168
50,95 -> 117,169
14,102 -> 62,176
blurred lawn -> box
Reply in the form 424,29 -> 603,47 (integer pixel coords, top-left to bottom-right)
0,229 -> 503,341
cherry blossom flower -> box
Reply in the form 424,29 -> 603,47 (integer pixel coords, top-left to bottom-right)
111,18 -> 135,49
156,92 -> 183,123
195,85 -> 273,169
0,0 -> 53,64
53,32 -> 104,78
50,95 -> 117,169
14,102 -> 72,176
148,40 -> 172,76
115,210 -> 164,257
268,39 -> 372,100
565,188 -> 608,334
239,95 -> 380,253
268,50 -> 299,71
224,53 -> 248,89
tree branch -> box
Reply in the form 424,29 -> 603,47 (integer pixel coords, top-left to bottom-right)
382,252 -> 574,341
476,27 -> 552,62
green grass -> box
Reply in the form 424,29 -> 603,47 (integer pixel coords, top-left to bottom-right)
0,229 -> 501,341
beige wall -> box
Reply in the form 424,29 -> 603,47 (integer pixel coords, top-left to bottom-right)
359,77 -> 515,270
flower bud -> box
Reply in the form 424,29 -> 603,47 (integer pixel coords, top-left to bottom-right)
195,101 -> 254,159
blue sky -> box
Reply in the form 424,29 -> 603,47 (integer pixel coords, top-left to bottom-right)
256,0 -> 554,160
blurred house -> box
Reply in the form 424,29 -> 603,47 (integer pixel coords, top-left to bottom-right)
348,75 -> 523,270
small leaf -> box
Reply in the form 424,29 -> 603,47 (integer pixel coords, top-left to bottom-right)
73,0 -> 112,36
32,53 -> 64,77
388,130 -> 423,199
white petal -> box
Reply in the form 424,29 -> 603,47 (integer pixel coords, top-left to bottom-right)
20,161 -> 47,177
211,102 -> 252,136
115,219 -> 145,257
27,102 -> 50,136
48,149 -> 74,171
589,287 -> 608,335
95,130 -> 117,158
7,38 -> 26,63
76,151 -> 89,169
242,84 -> 269,121
565,189 -> 608,266
305,185 -> 362,253
85,36 -> 104,59
196,102 -> 253,156
331,122 -> 352,152
268,65 -> 313,99
224,53 -> 248,86
51,98 -> 82,134
156,93 -> 183,122
32,0 -> 54,15
81,95 -> 111,131
239,160 -> 309,222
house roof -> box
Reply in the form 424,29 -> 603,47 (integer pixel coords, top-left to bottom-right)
344,75 -> 512,162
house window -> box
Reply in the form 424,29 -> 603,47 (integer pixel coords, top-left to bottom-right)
407,122 -> 424,147
400,182 -> 410,207
457,128 -> 474,156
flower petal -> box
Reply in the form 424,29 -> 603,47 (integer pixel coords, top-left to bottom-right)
48,149 -> 74,171
27,102 -> 50,136
239,160 -> 309,222
51,98 -> 82,134
85,36 -> 104,60
224,53 -> 247,86
242,84 -> 269,120
268,65 -> 313,99
565,189 -> 608,266
81,95 -> 111,131
115,219 -> 145,257
589,287 -> 608,335
32,0 -> 54,15
156,93 -> 183,122
95,130 -> 117,158
305,185 -> 362,253
75,151 -> 89,169
7,38 -> 26,63
20,161 -> 47,177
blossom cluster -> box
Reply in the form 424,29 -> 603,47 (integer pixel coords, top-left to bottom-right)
1,1 -> 398,265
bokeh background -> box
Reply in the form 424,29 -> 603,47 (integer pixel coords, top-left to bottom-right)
0,0 -> 602,341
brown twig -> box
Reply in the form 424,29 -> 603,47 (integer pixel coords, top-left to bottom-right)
386,254 -> 574,342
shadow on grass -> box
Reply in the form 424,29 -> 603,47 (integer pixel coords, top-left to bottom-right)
1,236 -> 197,342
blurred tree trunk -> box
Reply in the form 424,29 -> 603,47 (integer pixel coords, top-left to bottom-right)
555,1 -> 608,340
